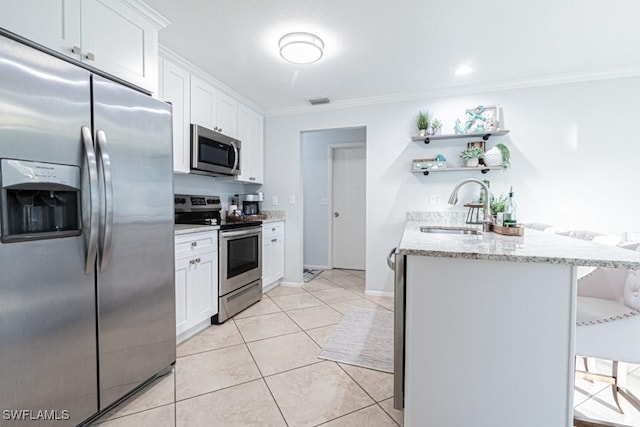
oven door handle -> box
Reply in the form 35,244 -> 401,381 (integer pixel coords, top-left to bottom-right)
220,228 -> 261,239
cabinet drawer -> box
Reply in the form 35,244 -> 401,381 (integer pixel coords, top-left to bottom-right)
262,222 -> 284,240
175,231 -> 218,259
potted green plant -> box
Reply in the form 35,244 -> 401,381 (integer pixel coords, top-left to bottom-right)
432,118 -> 443,135
416,110 -> 431,136
460,146 -> 484,167
483,143 -> 511,168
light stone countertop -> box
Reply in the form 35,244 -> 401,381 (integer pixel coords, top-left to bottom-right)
261,210 -> 286,223
174,224 -> 220,235
399,221 -> 640,269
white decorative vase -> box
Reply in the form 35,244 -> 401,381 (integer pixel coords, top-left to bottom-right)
483,147 -> 503,167
465,158 -> 479,167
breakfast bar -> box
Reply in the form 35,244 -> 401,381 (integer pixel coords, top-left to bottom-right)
396,222 -> 640,427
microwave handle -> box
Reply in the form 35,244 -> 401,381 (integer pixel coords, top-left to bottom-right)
231,141 -> 239,172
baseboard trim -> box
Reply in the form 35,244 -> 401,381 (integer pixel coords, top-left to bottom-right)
176,318 -> 210,345
304,264 -> 330,270
262,280 -> 280,294
281,281 -> 304,288
365,290 -> 394,298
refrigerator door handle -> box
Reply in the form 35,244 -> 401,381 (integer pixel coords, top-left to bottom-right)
82,126 -> 99,275
96,129 -> 114,272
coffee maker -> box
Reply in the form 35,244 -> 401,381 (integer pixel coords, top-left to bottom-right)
233,193 -> 263,215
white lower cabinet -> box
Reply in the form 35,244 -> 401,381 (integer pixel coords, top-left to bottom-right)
262,222 -> 285,289
175,231 -> 218,339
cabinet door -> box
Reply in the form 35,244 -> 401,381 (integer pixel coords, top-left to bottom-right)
175,257 -> 190,335
216,93 -> 238,138
272,236 -> 285,281
190,75 -> 217,130
235,104 -> 264,184
160,58 -> 191,173
250,113 -> 264,183
0,0 -> 82,59
190,251 -> 218,320
81,0 -> 159,93
262,239 -> 273,287
236,104 -> 252,182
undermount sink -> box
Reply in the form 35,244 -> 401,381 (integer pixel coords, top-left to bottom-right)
420,226 -> 483,235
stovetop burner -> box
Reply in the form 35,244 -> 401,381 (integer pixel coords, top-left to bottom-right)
174,194 -> 262,229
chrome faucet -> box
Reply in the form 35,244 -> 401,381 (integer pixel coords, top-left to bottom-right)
448,178 -> 492,231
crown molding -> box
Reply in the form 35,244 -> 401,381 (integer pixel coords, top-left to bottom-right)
159,45 -> 265,114
264,66 -> 640,117
118,0 -> 171,29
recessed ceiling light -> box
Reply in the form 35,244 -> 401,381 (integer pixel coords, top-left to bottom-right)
454,65 -> 473,76
279,32 -> 324,64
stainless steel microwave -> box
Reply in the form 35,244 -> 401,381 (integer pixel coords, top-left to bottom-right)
191,124 -> 241,176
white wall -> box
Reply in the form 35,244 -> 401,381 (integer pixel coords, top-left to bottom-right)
263,76 -> 640,292
302,127 -> 366,268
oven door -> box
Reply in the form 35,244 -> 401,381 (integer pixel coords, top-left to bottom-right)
191,124 -> 240,175
219,227 -> 262,295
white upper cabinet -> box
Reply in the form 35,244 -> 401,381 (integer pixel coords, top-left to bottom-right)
190,76 -> 238,138
236,103 -> 264,184
190,75 -> 218,131
159,49 -> 263,177
0,0 -> 168,93
159,58 -> 191,173
0,0 -> 82,55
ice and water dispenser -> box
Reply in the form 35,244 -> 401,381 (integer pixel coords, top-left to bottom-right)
0,159 -> 81,243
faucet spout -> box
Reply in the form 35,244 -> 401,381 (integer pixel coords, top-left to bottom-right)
447,178 -> 492,231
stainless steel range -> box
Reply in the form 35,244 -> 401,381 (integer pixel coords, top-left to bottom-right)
175,195 -> 263,323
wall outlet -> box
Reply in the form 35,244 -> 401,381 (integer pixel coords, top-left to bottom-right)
429,194 -> 441,205
272,196 -> 279,206
289,195 -> 296,205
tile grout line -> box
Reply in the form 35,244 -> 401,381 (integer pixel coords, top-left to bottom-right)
241,333 -> 291,427
312,402 -> 385,426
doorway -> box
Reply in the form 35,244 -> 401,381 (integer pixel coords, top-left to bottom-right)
301,127 -> 366,271
330,144 -> 366,270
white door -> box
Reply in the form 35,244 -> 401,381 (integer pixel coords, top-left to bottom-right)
332,146 -> 366,270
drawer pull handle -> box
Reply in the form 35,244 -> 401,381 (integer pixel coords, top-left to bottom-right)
271,238 -> 277,243
189,259 -> 195,265
196,258 -> 201,263
191,242 -> 197,247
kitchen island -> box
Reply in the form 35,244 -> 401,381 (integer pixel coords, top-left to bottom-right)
396,221 -> 640,427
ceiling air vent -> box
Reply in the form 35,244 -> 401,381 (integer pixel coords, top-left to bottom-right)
307,97 -> 330,106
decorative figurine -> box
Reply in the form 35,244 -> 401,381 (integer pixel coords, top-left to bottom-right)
454,105 -> 487,134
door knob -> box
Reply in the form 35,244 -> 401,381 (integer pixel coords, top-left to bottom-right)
334,212 -> 339,217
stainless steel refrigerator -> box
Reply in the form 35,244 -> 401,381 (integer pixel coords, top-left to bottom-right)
0,35 -> 175,425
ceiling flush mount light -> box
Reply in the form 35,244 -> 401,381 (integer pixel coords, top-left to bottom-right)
454,65 -> 473,76
279,32 -> 324,64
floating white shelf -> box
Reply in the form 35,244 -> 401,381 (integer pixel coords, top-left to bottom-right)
411,130 -> 510,144
412,166 -> 504,176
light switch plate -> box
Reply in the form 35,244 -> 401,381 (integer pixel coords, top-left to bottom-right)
289,195 -> 296,205
320,197 -> 329,206
272,196 -> 279,206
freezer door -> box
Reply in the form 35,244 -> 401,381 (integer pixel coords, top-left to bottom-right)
91,75 -> 175,409
0,36 -> 98,424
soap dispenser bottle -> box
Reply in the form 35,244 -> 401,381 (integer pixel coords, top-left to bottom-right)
503,186 -> 517,226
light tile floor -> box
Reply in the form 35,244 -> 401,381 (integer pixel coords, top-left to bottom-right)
91,269 -> 640,427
